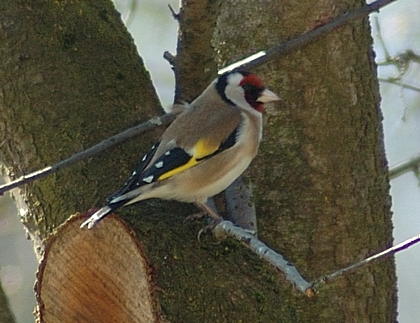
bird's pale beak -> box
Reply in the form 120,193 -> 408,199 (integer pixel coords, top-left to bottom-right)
257,89 -> 281,103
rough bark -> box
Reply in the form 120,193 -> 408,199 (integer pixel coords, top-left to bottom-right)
0,0 -> 162,246
173,0 -> 221,102
211,0 -> 396,322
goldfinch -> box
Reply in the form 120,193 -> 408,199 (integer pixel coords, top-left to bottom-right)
81,71 -> 280,229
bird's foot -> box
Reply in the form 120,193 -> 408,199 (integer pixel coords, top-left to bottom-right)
197,217 -> 223,242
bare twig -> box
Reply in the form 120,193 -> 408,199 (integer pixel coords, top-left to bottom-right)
220,0 -> 398,72
213,220 -> 315,297
388,153 -> 420,179
373,15 -> 392,61
376,50 -> 420,81
163,51 -> 177,68
377,49 -> 420,67
168,4 -> 180,20
213,221 -> 420,296
378,78 -> 420,94
313,233 -> 420,289
124,0 -> 138,27
0,114 -> 176,195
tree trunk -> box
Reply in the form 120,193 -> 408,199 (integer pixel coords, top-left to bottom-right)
0,0 -> 396,322
0,283 -> 15,323
211,0 -> 396,321
0,0 -> 162,245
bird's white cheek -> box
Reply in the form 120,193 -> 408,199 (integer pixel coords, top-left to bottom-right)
225,84 -> 248,107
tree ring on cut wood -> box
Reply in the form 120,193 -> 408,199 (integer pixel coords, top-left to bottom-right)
35,212 -> 165,323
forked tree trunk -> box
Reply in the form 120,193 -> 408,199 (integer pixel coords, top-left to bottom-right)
0,0 -> 396,322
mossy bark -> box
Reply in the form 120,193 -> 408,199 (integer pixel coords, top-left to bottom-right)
173,0 -> 221,102
0,0 -> 162,243
209,0 -> 396,322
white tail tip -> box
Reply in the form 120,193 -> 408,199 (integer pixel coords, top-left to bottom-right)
80,206 -> 112,229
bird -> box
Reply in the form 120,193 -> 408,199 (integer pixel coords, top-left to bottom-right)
80,70 -> 280,229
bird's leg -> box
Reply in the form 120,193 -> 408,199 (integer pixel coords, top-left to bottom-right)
185,198 -> 223,222
197,202 -> 223,222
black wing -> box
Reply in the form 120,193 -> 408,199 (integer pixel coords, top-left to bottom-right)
106,141 -> 160,202
139,126 -> 239,179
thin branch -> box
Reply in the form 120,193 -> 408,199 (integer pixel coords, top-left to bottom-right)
388,153 -> 420,179
220,0 -> 398,73
373,15 -> 392,61
163,51 -> 177,69
378,78 -> 420,94
312,233 -> 420,289
376,49 -> 420,82
123,0 -> 138,27
0,114 -> 176,195
168,4 -> 180,20
213,221 -> 420,296
213,220 -> 315,297
377,49 -> 420,67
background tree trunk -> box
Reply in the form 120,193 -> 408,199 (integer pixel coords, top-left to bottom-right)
0,283 -> 15,323
0,0 -> 396,322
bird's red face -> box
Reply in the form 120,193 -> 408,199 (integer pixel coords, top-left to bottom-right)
216,71 -> 280,112
240,74 -> 266,112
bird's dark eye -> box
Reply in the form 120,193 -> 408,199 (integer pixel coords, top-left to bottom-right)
242,84 -> 261,100
242,84 -> 263,109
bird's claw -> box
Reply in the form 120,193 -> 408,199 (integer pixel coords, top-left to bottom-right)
197,217 -> 223,242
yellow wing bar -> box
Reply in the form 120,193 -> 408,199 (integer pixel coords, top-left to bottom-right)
158,138 -> 219,181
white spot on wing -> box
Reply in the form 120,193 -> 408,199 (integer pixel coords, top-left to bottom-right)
165,151 -> 171,156
155,161 -> 164,168
142,175 -> 154,183
141,154 -> 147,162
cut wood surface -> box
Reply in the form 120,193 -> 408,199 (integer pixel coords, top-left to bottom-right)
35,213 -> 165,323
